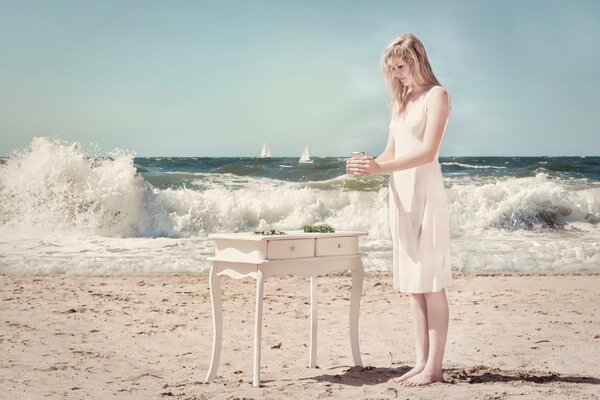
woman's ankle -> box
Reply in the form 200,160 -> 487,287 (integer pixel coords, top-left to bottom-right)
421,365 -> 443,377
413,361 -> 427,369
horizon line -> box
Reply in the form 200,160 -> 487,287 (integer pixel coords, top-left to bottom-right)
2,155 -> 598,158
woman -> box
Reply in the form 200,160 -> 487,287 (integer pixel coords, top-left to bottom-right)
347,33 -> 452,387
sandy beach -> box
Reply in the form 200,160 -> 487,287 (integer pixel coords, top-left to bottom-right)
1,272 -> 599,400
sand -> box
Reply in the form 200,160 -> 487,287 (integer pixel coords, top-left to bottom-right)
1,272 -> 599,400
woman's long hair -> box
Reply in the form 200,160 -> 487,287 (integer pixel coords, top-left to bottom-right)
381,33 -> 449,118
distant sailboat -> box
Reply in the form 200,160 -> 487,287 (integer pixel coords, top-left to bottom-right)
299,145 -> 313,164
259,143 -> 272,159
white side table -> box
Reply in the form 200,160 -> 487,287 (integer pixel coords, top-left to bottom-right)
204,230 -> 367,387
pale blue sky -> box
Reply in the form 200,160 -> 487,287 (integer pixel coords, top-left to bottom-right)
1,0 -> 599,157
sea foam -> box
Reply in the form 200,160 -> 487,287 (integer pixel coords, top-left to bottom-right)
0,137 -> 173,237
1,137 -> 599,274
2,137 -> 600,239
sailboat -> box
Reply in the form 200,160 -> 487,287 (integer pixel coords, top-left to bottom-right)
259,143 -> 272,159
299,145 -> 313,164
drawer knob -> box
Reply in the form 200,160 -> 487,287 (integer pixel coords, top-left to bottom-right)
337,243 -> 343,248
290,246 -> 296,251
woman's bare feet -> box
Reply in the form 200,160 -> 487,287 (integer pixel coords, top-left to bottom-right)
387,364 -> 425,383
399,369 -> 444,386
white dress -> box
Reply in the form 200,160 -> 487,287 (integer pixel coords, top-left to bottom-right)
388,85 -> 453,293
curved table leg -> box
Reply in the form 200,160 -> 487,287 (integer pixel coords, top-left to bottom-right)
205,267 -> 223,382
309,277 -> 318,368
349,258 -> 364,366
253,270 -> 265,387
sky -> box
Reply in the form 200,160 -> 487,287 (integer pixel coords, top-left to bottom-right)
1,0 -> 599,157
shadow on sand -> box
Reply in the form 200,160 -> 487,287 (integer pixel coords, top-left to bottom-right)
299,365 -> 600,386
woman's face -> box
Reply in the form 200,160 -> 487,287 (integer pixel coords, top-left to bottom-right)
389,57 -> 411,84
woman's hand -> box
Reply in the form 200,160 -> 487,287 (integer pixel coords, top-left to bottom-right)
346,156 -> 382,177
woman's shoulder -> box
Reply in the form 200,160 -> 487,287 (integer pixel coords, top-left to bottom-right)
426,85 -> 451,111
428,85 -> 449,96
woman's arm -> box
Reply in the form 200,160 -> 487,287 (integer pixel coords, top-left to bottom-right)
375,124 -> 396,163
353,87 -> 450,176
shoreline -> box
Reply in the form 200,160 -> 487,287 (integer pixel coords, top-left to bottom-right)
2,271 -> 599,277
1,272 -> 599,399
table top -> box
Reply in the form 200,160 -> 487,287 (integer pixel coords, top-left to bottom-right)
208,230 -> 368,241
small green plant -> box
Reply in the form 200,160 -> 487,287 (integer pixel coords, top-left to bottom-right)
303,224 -> 336,233
254,229 -> 287,235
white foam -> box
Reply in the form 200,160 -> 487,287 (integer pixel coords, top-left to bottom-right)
452,230 -> 600,273
0,137 -> 179,237
0,228 -> 213,274
1,137 -> 599,274
448,172 -> 600,235
441,161 -> 507,169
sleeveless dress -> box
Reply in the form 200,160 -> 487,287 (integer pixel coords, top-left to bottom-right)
388,85 -> 452,293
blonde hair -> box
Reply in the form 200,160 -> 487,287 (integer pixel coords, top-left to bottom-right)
381,33 -> 449,118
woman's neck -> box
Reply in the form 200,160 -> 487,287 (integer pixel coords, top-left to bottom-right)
407,83 -> 428,94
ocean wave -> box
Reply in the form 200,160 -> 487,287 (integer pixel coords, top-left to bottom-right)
449,172 -> 600,234
1,138 -> 599,241
0,137 -> 174,237
2,139 -> 600,275
536,162 -> 576,172
441,161 -> 507,169
0,138 -> 390,238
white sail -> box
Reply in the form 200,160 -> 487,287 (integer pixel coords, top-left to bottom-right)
259,143 -> 271,158
299,145 -> 313,164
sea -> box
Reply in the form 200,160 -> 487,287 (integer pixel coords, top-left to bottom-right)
1,136 -> 599,275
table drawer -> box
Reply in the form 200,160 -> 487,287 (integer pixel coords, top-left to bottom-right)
315,236 -> 358,257
267,239 -> 314,259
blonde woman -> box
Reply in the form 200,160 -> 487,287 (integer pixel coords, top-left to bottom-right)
347,33 -> 453,386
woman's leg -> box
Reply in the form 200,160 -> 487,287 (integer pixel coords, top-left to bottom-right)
388,293 -> 429,382
401,289 -> 449,386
